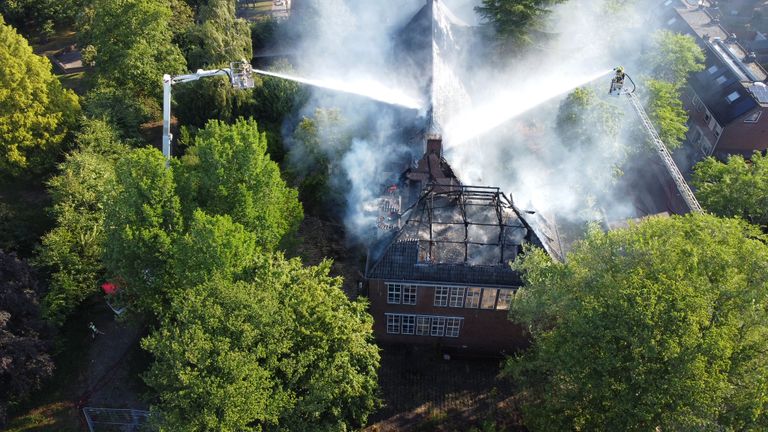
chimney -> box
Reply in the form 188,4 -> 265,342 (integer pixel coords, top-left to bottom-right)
426,134 -> 442,157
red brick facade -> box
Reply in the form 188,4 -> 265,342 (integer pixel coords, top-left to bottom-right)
368,279 -> 527,355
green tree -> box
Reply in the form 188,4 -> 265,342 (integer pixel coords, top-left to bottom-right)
79,0 -> 186,132
649,30 -> 705,85
142,254 -> 380,432
103,148 -> 183,313
34,119 -> 128,325
693,152 -> 768,228
176,119 -> 302,251
646,79 -> 688,150
507,214 -> 768,431
475,0 -> 567,51
181,0 -> 252,70
0,15 -> 80,175
556,87 -> 622,149
168,210 -> 258,288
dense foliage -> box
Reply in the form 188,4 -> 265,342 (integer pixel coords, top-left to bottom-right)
181,0 -> 252,70
643,30 -> 704,150
646,79 -> 689,150
693,152 -> 768,229
177,119 -> 303,250
0,15 -> 80,175
507,214 -> 768,431
143,255 -> 379,432
79,0 -> 186,134
0,251 -> 54,426
476,0 -> 567,51
35,119 -> 129,325
556,87 -> 622,150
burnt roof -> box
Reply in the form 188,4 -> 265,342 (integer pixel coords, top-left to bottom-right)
366,184 -> 560,287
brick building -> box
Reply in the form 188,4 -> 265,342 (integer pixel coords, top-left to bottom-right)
364,137 -> 563,355
663,0 -> 768,159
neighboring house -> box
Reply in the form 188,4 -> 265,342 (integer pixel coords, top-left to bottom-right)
365,137 -> 563,355
663,0 -> 768,159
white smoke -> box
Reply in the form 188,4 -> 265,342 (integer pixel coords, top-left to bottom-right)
284,0 -> 668,243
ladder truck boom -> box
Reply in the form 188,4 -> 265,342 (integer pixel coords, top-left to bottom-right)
609,67 -> 703,213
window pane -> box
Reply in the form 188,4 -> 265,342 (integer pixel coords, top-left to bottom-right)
402,285 -> 417,305
449,287 -> 465,307
465,287 -> 481,308
446,318 -> 462,337
387,284 -> 401,304
496,289 -> 514,310
481,288 -> 498,309
416,316 -> 431,335
431,317 -> 446,336
386,315 -> 401,334
434,287 -> 449,307
402,316 -> 415,334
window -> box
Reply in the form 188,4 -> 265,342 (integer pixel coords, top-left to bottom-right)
496,289 -> 514,310
704,112 -> 711,123
434,286 -> 449,307
481,288 -> 498,309
402,285 -> 417,305
387,283 -> 402,304
431,317 -> 446,336
416,316 -> 431,335
449,287 -> 465,307
708,65 -> 719,75
446,318 -> 462,337
386,315 -> 401,334
666,17 -> 677,25
726,91 -> 740,103
465,287 -> 481,308
402,315 -> 416,335
714,125 -> 723,138
715,75 -> 727,86
744,111 -> 762,123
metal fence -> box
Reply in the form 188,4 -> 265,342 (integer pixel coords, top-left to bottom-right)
82,407 -> 150,432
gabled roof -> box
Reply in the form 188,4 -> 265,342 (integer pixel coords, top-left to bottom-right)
690,53 -> 758,124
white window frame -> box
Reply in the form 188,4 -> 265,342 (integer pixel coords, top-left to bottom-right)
481,288 -> 498,309
401,315 -> 416,335
387,283 -> 402,304
431,317 -> 446,336
416,316 -> 431,335
496,289 -> 514,310
386,315 -> 401,334
434,286 -> 449,307
402,285 -> 417,305
449,287 -> 465,308
465,287 -> 481,308
445,318 -> 462,337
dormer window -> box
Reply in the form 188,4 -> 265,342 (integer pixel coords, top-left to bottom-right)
726,91 -> 740,103
715,75 -> 727,86
708,65 -> 719,74
744,111 -> 762,123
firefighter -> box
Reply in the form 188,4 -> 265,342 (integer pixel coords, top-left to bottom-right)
610,67 -> 626,95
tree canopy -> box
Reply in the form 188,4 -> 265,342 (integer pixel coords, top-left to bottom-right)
181,0 -> 252,70
507,214 -> 768,431
646,78 -> 689,150
177,118 -> 303,251
556,87 -> 622,150
0,251 -> 54,426
142,255 -> 380,432
0,15 -> 80,175
648,30 -> 706,85
79,0 -> 185,133
475,0 -> 567,51
35,119 -> 129,325
693,152 -> 768,229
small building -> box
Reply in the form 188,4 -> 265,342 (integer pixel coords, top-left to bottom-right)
663,0 -> 768,159
365,137 -> 563,355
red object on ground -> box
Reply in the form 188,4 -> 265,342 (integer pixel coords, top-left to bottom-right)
101,282 -> 118,295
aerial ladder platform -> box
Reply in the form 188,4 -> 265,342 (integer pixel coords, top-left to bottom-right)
609,68 -> 703,213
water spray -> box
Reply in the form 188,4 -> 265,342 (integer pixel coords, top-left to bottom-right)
443,68 -> 615,146
252,69 -> 425,110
